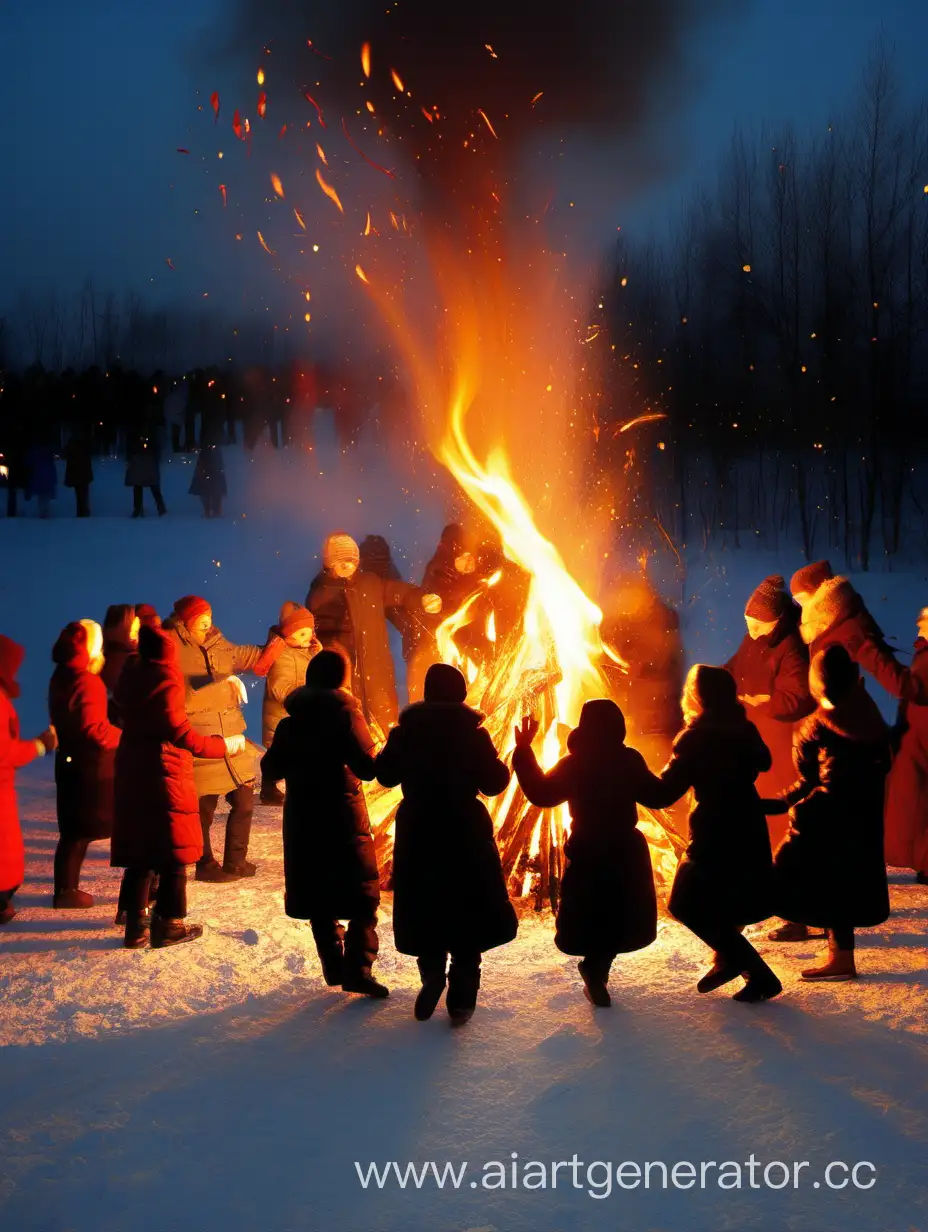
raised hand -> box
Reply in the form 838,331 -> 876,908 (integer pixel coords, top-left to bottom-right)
514,715 -> 540,750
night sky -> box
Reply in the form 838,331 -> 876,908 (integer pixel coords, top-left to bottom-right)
1,0 -> 926,326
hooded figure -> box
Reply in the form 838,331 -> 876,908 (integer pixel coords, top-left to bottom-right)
637,665 -> 782,1003
884,607 -> 928,882
512,699 -> 658,1007
725,575 -> 813,837
164,595 -> 284,882
306,532 -> 441,737
259,601 -> 322,804
790,560 -> 920,702
112,625 -> 233,949
48,620 -> 122,908
376,663 -> 516,1025
261,650 -> 386,997
767,645 -> 891,981
0,637 -> 56,922
101,604 -> 140,721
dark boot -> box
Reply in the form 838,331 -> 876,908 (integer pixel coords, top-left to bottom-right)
195,859 -> 238,883
151,916 -> 203,948
124,910 -> 151,949
732,962 -> 783,1003
222,860 -> 257,879
578,958 -> 612,1008
0,903 -> 17,925
697,954 -> 742,994
342,972 -> 390,998
53,888 -> 94,909
414,956 -> 448,1021
767,920 -> 811,942
446,952 -> 481,1023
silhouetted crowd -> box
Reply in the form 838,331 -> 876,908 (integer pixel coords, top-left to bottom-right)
2,548 -> 926,1025
0,361 -> 402,518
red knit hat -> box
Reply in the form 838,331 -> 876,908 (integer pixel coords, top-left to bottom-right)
278,601 -> 316,639
789,560 -> 833,597
135,603 -> 161,629
744,575 -> 790,621
173,595 -> 212,625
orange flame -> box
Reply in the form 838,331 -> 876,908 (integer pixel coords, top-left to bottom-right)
256,67 -> 265,86
355,264 -> 369,284
219,183 -> 227,207
270,173 -> 285,198
210,91 -> 220,122
257,231 -> 275,255
361,42 -> 371,78
316,142 -> 329,167
390,68 -> 405,93
315,167 -> 344,213
293,207 -> 306,231
477,109 -> 498,139
257,91 -> 267,118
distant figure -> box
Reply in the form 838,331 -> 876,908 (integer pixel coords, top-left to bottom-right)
163,379 -> 187,454
376,664 -> 517,1025
64,433 -> 93,517
189,443 -> 227,518
261,650 -> 387,997
884,606 -> 928,885
767,646 -> 891,982
512,699 -> 658,1008
125,428 -> 166,518
25,438 -> 57,518
0,636 -> 57,925
48,621 -> 122,909
637,665 -> 782,1003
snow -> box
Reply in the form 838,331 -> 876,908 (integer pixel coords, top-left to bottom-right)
2,442 -> 928,1231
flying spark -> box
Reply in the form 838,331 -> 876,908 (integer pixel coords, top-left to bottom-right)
316,167 -> 344,212
257,231 -> 275,255
271,173 -> 284,198
361,42 -> 371,78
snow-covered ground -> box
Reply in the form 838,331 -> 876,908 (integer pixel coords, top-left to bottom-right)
2,441 -> 928,1231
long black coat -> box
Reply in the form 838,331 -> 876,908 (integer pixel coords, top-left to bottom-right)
639,712 -> 774,927
376,701 -> 517,956
261,686 -> 379,920
48,665 -> 121,840
513,733 -> 657,956
771,685 -> 890,928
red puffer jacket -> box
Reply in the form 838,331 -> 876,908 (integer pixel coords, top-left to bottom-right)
0,637 -> 39,891
112,626 -> 227,869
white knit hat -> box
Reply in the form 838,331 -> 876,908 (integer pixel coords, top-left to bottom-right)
323,532 -> 360,568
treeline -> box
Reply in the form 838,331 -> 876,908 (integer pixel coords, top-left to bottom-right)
605,45 -> 928,568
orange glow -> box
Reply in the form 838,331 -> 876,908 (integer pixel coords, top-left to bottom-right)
612,412 -> 667,436
315,167 -> 344,213
293,207 -> 306,230
232,110 -> 244,140
257,91 -> 267,118
476,109 -> 498,139
355,264 -> 369,284
390,68 -> 405,93
210,91 -> 220,122
364,211 -> 372,236
303,91 -> 326,127
270,172 -> 285,198
316,142 -> 329,166
257,67 -> 265,86
257,230 -> 275,255
531,91 -> 544,106
219,183 -> 227,207
361,42 -> 371,78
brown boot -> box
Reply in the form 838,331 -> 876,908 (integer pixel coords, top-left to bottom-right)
801,935 -> 857,981
767,920 -> 810,942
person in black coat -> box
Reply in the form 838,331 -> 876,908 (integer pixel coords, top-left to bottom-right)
260,650 -> 388,998
375,663 -> 516,1025
512,699 -> 658,1007
638,665 -> 783,1002
64,432 -> 93,517
764,645 -> 891,982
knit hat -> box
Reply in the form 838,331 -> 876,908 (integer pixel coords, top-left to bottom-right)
278,601 -> 315,639
0,634 -> 24,699
810,644 -> 859,705
424,663 -> 468,705
135,603 -> 161,629
322,533 -> 360,569
744,575 -> 790,621
173,595 -> 212,625
790,560 -> 833,597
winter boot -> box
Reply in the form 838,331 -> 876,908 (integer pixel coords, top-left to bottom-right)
114,909 -> 127,926
801,937 -> 857,981
124,910 -> 151,949
732,962 -> 783,1003
222,860 -> 257,879
448,1006 -> 475,1027
319,951 -> 344,987
697,955 -> 742,994
0,903 -> 17,925
342,970 -> 390,998
150,916 -> 203,948
578,959 -> 612,1008
767,920 -> 810,942
260,782 -> 285,806
195,859 -> 238,884
53,889 -> 94,909
414,978 -> 447,1021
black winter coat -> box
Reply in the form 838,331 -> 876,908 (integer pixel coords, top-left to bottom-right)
376,701 -> 517,956
639,712 -> 774,926
48,666 -> 121,840
513,733 -> 657,956
261,686 -> 379,920
771,685 -> 890,928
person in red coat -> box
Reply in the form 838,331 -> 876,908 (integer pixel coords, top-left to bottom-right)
790,561 -> 921,702
48,621 -> 122,908
0,636 -> 57,924
112,624 -> 241,948
884,607 -> 928,885
101,605 -> 140,725
725,575 -> 813,840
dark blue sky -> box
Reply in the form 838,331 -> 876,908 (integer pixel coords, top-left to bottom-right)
1,0 -> 926,321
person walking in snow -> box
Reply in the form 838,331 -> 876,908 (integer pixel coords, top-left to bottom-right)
512,699 -> 658,1008
164,596 -> 283,882
112,624 -> 243,949
0,636 -> 57,925
765,646 -> 891,982
376,664 -> 517,1025
636,665 -> 783,1003
306,532 -> 442,739
261,649 -> 388,997
48,621 -> 122,909
260,602 -> 321,805
884,606 -> 928,885
125,426 -> 167,518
